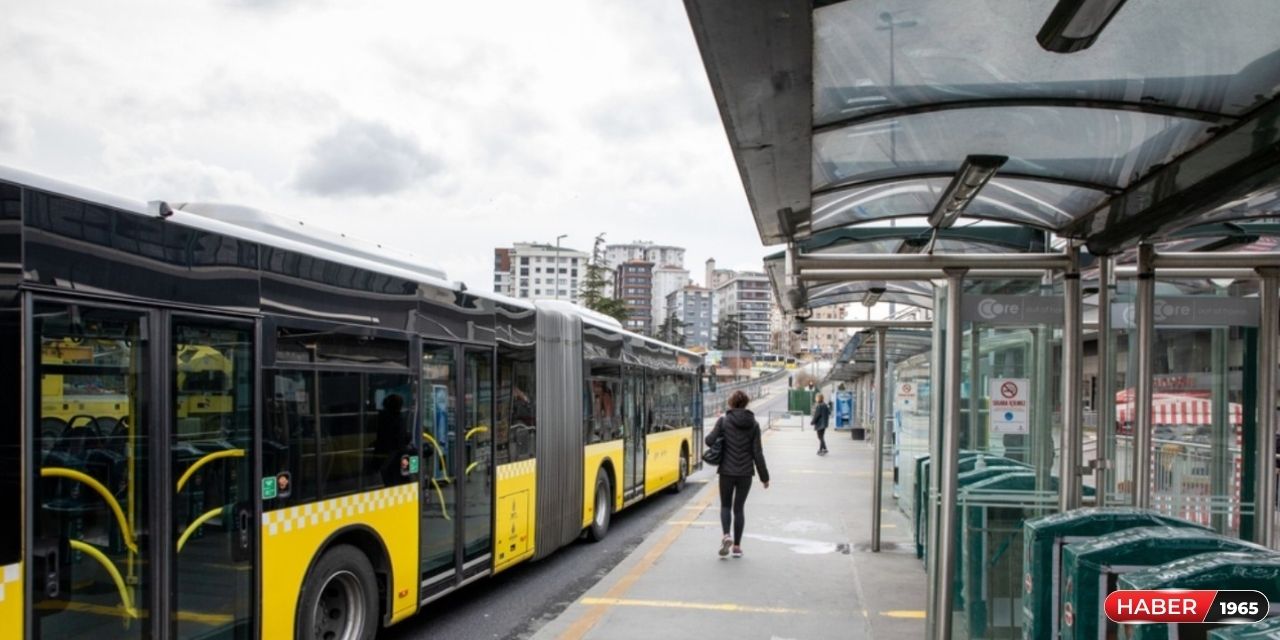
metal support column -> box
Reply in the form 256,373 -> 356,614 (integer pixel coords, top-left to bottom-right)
1096,257 -> 1114,503
932,268 -> 966,640
925,284 -> 945,638
872,327 -> 886,551
1061,245 -> 1083,510
1134,244 -> 1156,507
1255,268 -> 1278,547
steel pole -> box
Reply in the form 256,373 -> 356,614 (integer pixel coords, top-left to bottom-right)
872,328 -> 886,551
933,269 -> 965,640
925,284 -> 945,638
1096,257 -> 1114,503
1255,269 -> 1279,547
1061,245 -> 1083,510
1134,244 -> 1155,507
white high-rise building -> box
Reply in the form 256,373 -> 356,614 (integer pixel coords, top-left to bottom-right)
651,265 -> 690,328
492,242 -> 591,304
605,241 -> 685,271
713,270 -> 772,353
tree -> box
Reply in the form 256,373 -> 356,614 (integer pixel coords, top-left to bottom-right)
714,314 -> 754,353
579,233 -> 630,324
657,313 -> 687,347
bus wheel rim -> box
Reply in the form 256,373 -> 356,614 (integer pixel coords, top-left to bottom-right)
314,570 -> 364,640
595,485 -> 608,528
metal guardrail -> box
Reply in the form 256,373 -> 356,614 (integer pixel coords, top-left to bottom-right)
766,410 -> 805,431
702,368 -> 788,418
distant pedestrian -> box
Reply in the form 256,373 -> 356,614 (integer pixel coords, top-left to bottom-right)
811,393 -> 830,455
705,390 -> 770,558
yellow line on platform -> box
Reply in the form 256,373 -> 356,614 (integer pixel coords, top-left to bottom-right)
666,520 -> 712,527
881,610 -> 926,619
559,429 -> 779,640
580,597 -> 810,615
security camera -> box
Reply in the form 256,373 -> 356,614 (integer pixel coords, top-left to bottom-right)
790,317 -> 805,335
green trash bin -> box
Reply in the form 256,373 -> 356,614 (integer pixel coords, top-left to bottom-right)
1208,617 -> 1280,639
1061,526 -> 1266,640
1021,508 -> 1208,640
1118,552 -> 1280,640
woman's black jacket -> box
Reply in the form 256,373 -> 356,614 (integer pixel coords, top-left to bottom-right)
706,408 -> 770,482
811,402 -> 831,430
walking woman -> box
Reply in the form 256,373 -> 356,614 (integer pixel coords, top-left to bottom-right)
811,393 -> 830,455
705,390 -> 770,558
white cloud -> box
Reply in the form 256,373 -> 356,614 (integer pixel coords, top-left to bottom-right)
294,118 -> 443,197
0,0 -> 767,294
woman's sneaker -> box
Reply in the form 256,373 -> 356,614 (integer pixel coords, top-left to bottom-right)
731,546 -> 743,558
719,535 -> 732,557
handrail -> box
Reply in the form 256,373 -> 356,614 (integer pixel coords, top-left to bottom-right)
175,449 -> 246,493
464,426 -> 489,441
423,432 -> 448,477
68,539 -> 138,619
40,467 -> 138,554
176,506 -> 225,553
430,479 -> 451,520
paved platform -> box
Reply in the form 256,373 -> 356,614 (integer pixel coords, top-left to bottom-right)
535,393 -> 927,640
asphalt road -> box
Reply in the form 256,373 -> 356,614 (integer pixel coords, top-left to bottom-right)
385,381 -> 793,640
382,476 -> 708,640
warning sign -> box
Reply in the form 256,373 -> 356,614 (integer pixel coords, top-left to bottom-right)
989,378 -> 1029,435
897,381 -> 918,411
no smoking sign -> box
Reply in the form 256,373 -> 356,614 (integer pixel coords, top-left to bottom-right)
989,378 -> 1029,435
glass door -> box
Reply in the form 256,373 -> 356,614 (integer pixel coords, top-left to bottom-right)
170,318 -> 255,639
623,370 -> 644,499
420,343 -> 457,585
31,301 -> 151,640
461,349 -> 493,567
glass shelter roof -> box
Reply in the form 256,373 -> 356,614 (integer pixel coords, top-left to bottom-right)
686,0 -> 1280,258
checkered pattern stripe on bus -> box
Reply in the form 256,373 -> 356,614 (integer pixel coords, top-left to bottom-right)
497,459 -> 536,481
262,484 -> 417,536
0,563 -> 18,602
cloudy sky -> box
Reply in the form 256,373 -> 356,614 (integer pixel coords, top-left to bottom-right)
0,0 -> 773,291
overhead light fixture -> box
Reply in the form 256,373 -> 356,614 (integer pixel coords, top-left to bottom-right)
862,286 -> 885,308
1037,0 -> 1128,53
927,155 -> 1007,229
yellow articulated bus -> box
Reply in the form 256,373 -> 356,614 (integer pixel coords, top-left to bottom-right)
0,168 -> 703,640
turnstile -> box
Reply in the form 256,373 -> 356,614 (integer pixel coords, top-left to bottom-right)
1061,526 -> 1265,640
1021,508 -> 1209,640
1118,552 -> 1280,640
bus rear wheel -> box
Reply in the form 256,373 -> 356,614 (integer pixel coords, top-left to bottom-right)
586,470 -> 612,542
298,544 -> 378,640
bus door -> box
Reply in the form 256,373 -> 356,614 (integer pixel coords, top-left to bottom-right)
30,300 -> 257,639
460,348 -> 493,576
169,315 -> 255,639
623,369 -> 644,500
420,344 -> 494,596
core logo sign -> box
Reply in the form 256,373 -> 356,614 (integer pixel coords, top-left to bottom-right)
1104,590 -> 1268,625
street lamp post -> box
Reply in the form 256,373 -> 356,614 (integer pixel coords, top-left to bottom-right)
554,234 -> 568,300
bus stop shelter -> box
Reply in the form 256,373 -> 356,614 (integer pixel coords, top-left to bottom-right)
684,1 -> 1280,637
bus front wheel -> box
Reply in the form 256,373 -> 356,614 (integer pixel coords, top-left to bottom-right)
671,450 -> 689,494
297,544 -> 378,640
586,470 -> 612,542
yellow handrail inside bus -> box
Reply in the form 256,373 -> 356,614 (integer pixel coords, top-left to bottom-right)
429,479 -> 451,520
466,461 -> 479,476
464,426 -> 489,441
68,539 -> 138,619
176,449 -> 246,493
41,467 -> 138,554
176,506 -> 225,552
423,432 -> 448,474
